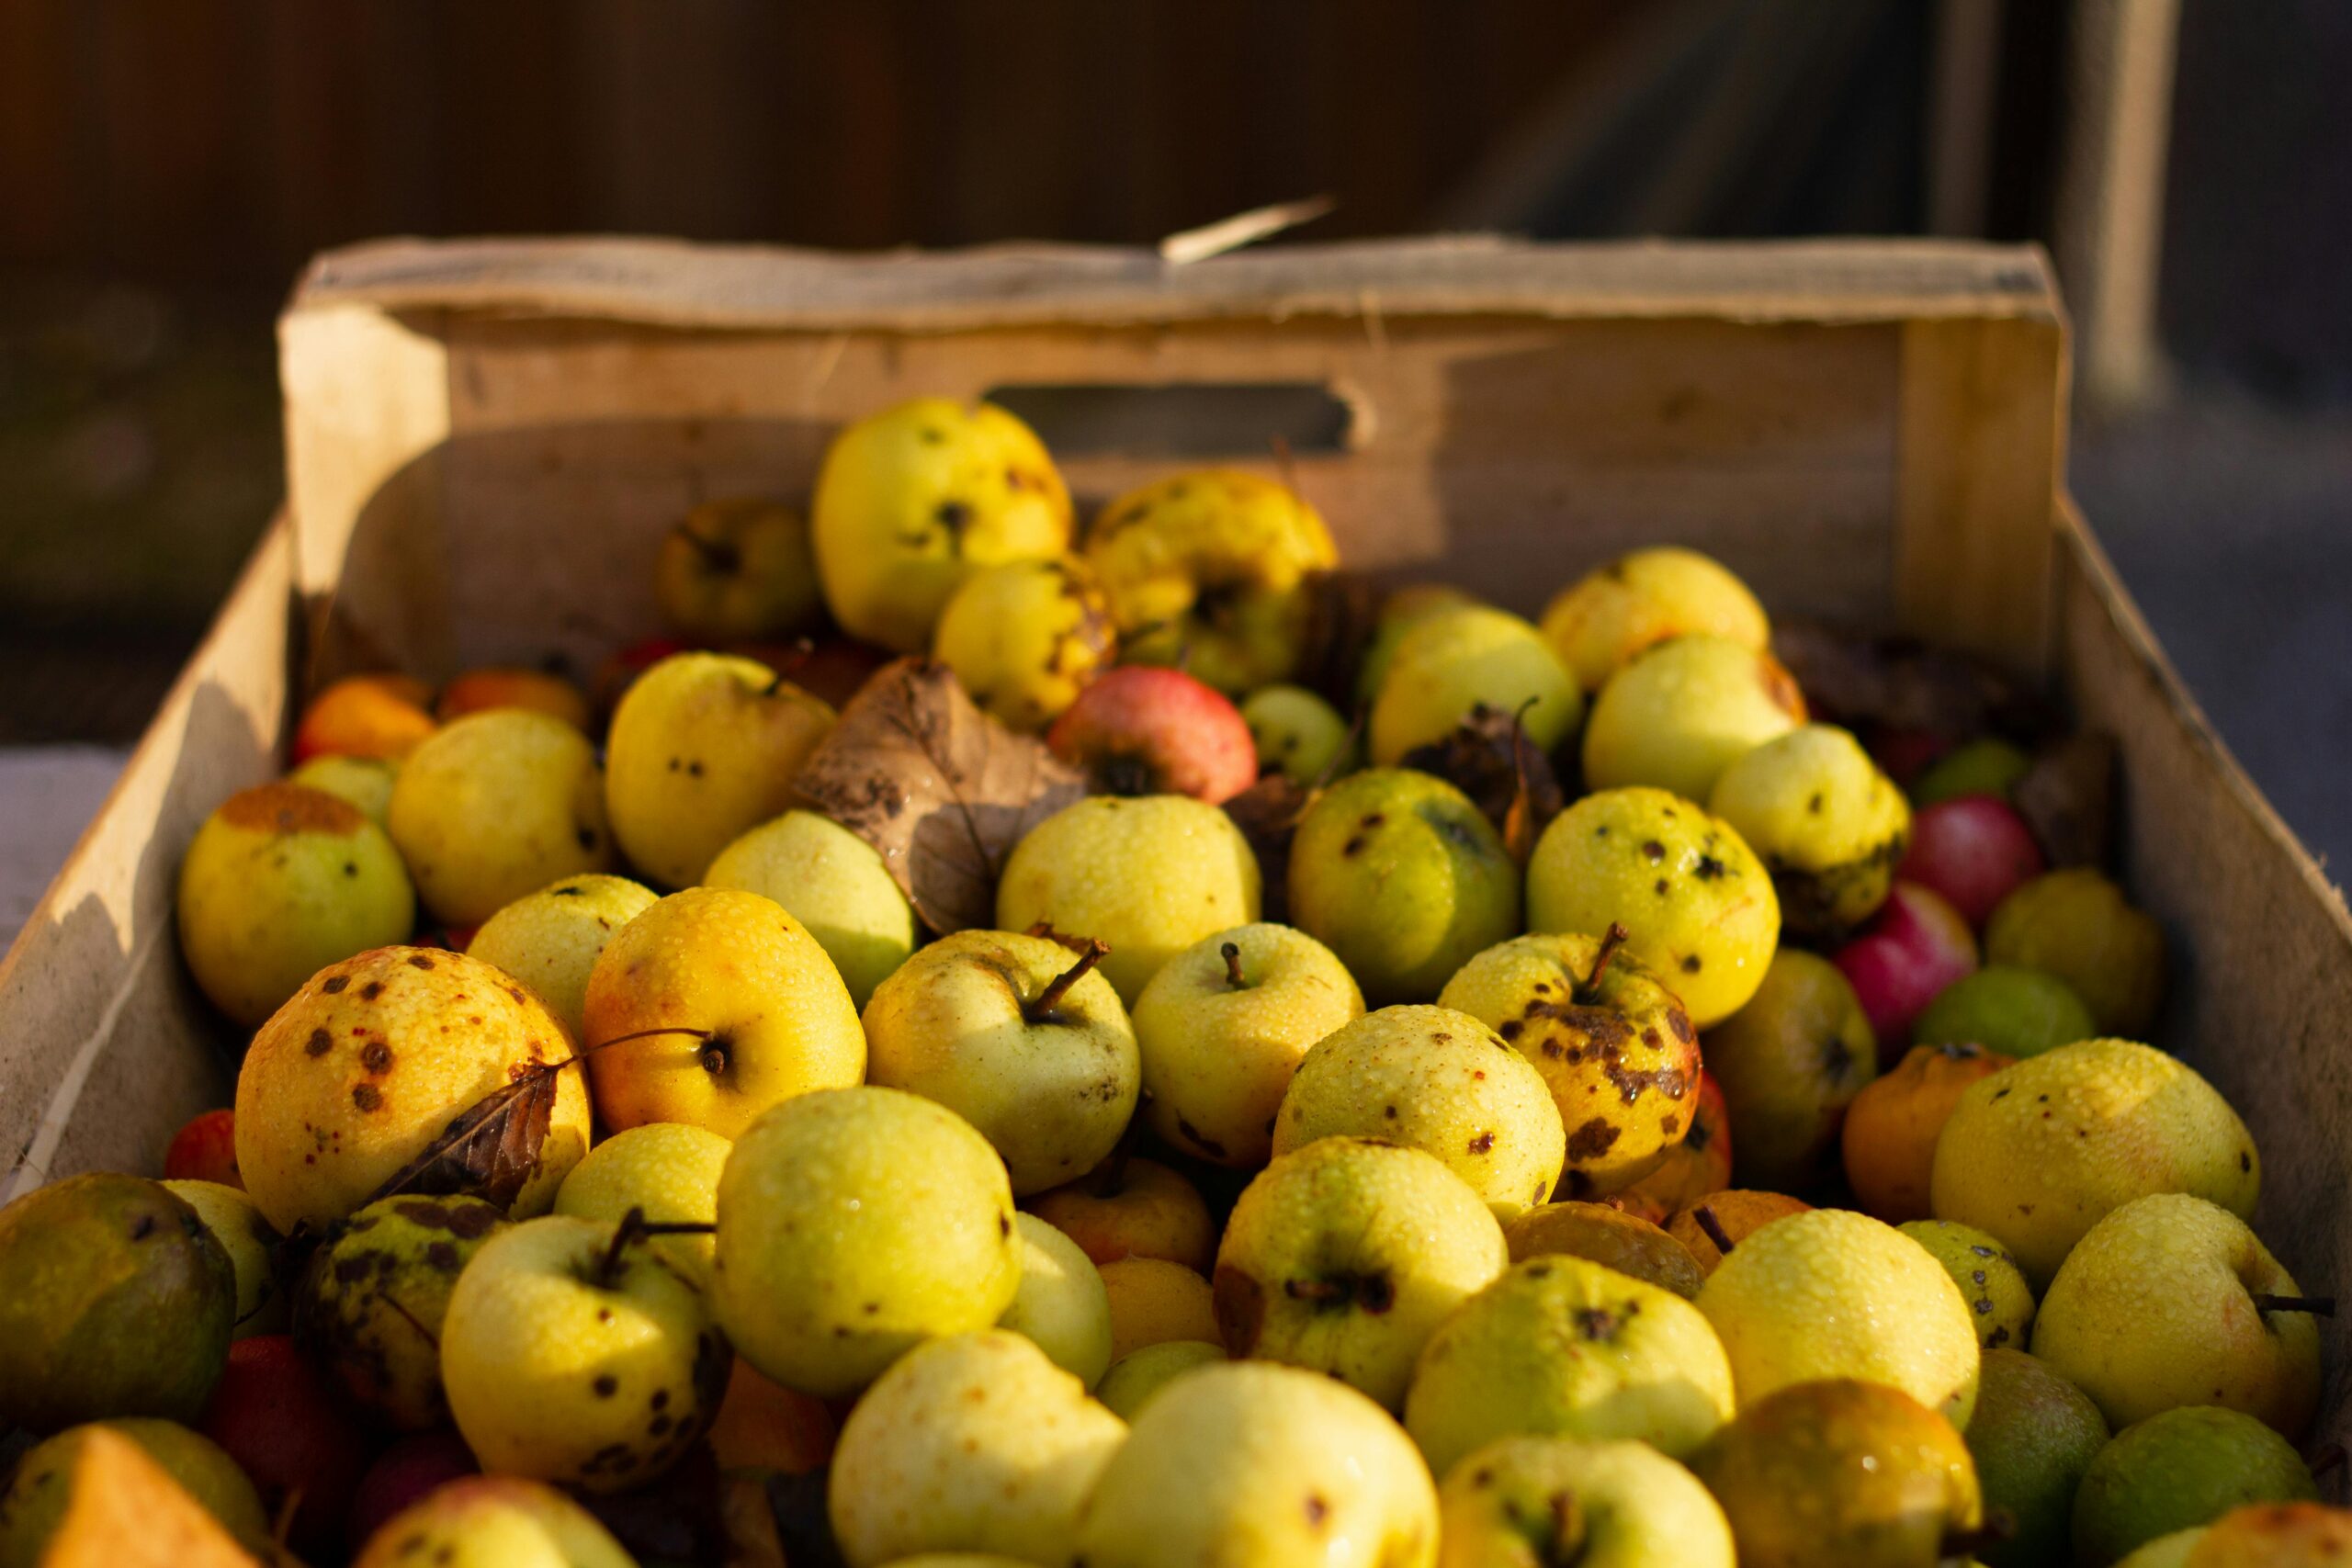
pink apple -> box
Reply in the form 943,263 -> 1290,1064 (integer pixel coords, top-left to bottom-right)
348,1430 -> 478,1547
1834,881 -> 1980,1056
1900,795 -> 2045,927
1046,665 -> 1258,804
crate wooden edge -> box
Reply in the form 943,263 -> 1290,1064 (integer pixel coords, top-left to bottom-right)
289,234 -> 2063,333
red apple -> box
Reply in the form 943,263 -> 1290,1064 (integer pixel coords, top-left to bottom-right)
1898,795 -> 2045,927
1870,725 -> 1951,786
164,1107 -> 242,1188
200,1335 -> 373,1555
1046,665 -> 1258,805
1834,881 -> 1980,1056
348,1430 -> 478,1547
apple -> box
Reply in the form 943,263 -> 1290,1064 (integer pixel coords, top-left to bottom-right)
1046,665 -> 1258,805
198,1334 -> 371,1556
1238,684 -> 1357,785
163,1109 -> 241,1189
704,809 -> 920,1011
435,667 -> 594,731
289,752 -> 400,826
1080,469 -> 1339,694
656,496 -> 824,644
1026,1156 -> 1217,1273
864,930 -> 1139,1195
465,873 -> 660,1041
1831,881 -> 1979,1051
1130,922 -> 1364,1168
602,651 -> 837,888
388,709 -> 615,928
440,1215 -> 729,1493
234,946 -> 592,1233
351,1474 -> 636,1568
933,557 -> 1118,732
293,673 -> 436,762
555,1122 -> 730,1287
582,887 -> 865,1140
1898,795 -> 2045,927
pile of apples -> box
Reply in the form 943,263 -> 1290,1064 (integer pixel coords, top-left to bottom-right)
0,396 -> 2339,1568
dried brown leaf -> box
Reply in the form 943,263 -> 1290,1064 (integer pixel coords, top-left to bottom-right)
361,1064 -> 561,1214
1223,773 -> 1316,924
2014,730 -> 2118,868
1294,570 -> 1385,710
1772,618 -> 2052,743
791,659 -> 1087,934
1400,703 -> 1565,863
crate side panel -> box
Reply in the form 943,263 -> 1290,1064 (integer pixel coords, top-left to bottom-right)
412,314 -> 1900,677
2057,505 -> 2352,1446
0,525 -> 293,1195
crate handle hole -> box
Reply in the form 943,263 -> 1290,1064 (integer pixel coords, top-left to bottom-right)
980,382 -> 1361,460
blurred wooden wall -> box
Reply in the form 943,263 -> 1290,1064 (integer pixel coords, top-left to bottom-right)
0,0 -> 1662,284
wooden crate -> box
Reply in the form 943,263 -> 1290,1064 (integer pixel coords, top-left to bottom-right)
5,235 -> 2347,1442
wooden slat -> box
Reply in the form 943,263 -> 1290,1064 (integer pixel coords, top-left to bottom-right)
1894,312 -> 2070,676
289,235 -> 2063,332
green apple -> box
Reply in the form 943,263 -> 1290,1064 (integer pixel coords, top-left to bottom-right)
656,495 -> 823,643
1965,1348 -> 2109,1568
0,1174 -> 234,1431
1080,469 -> 1337,694
288,752 -> 398,827
1696,1208 -> 1980,1428
933,557 -> 1117,732
1093,1340 -> 1225,1422
1358,585 -> 1480,708
602,650 -> 836,887
1214,1137 -> 1506,1409
1708,724 -> 1908,938
1912,964 -> 2097,1060
389,708 -> 614,927
441,1214 -> 728,1492
863,929 -> 1138,1194
175,781 -> 414,1026
466,873 -> 659,1040
2073,1406 -> 2316,1567
1539,547 -> 1769,694
2032,1192 -> 2320,1438
997,1213 -> 1114,1388
1369,605 -> 1581,765
996,795 -> 1263,1005
1272,1004 -> 1565,1218
828,1331 -> 1125,1568
298,1193 -> 506,1429
159,1179 -> 284,1339
1897,1220 -> 2035,1351
1928,1040 -> 2258,1286
814,397 -> 1072,655
1075,1359 -> 1438,1568
1524,787 -> 1781,1029
712,1087 -> 1021,1398
1131,922 -> 1364,1169
1435,1433 -> 1735,1568
1404,1255 -> 1735,1476
1289,767 -> 1519,1006
1240,683 -> 1357,784
1701,948 -> 1876,1190
555,1122 -> 730,1286
1581,636 -> 1805,802
705,809 -> 919,1010
352,1475 -> 636,1568
581,886 -> 865,1139
1911,738 -> 2032,807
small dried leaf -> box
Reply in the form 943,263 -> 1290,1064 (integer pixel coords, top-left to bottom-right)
1772,619 -> 2052,744
361,1064 -> 562,1213
1223,773 -> 1317,924
2014,730 -> 2118,868
791,660 -> 1087,934
1294,570 -> 1385,710
1400,704 -> 1565,863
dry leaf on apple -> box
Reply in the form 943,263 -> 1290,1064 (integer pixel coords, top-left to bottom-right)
791,659 -> 1086,934
1398,702 -> 1565,863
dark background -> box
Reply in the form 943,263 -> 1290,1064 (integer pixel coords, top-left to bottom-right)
0,0 -> 2346,872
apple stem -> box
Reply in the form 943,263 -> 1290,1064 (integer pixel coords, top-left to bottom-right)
673,524 -> 740,572
1939,1511 -> 2017,1558
1222,941 -> 1248,988
1577,922 -> 1632,1000
1027,939 -> 1111,1023
1690,1203 -> 1736,1257
2256,1293 -> 2336,1316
